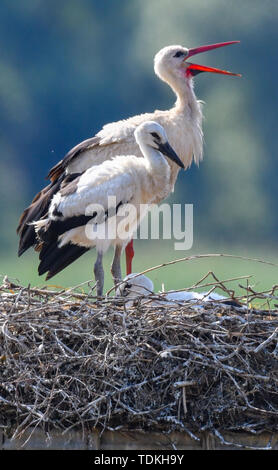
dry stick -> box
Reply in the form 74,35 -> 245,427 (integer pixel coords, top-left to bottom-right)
106,253 -> 278,296
213,429 -> 272,451
194,270 -> 234,297
239,283 -> 278,300
254,327 -> 278,354
158,274 -> 252,295
1,278 -> 98,301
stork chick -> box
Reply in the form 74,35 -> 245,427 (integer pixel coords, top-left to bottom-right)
17,41 -> 240,276
34,121 -> 184,296
116,273 -> 243,308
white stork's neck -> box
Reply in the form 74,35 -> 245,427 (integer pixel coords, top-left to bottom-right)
164,73 -> 204,172
138,142 -> 171,201
140,142 -> 169,171
171,75 -> 200,117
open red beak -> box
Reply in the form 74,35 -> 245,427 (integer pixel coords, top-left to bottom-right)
184,41 -> 241,77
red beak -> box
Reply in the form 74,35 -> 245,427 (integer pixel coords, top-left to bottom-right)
184,41 -> 241,77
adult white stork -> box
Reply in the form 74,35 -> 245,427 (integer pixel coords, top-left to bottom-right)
17,41 -> 240,275
33,121 -> 184,296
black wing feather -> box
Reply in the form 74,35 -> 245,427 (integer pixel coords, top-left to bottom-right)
47,136 -> 100,181
17,135 -> 100,256
17,177 -> 63,256
38,214 -> 97,243
38,240 -> 90,280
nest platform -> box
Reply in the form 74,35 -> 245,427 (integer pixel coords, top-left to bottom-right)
0,271 -> 278,450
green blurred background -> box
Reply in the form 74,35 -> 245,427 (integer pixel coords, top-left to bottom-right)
0,0 -> 277,295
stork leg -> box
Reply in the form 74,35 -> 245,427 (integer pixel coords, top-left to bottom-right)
94,251 -> 104,297
125,239 -> 134,275
111,245 -> 122,286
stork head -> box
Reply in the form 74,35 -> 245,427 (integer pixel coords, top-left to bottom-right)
135,121 -> 184,169
154,41 -> 241,86
116,273 -> 154,299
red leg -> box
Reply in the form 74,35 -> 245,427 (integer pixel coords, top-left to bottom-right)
125,239 -> 134,275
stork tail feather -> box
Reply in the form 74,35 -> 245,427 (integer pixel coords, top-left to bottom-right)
38,240 -> 90,280
17,178 -> 63,256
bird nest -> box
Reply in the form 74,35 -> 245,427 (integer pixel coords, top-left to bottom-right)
0,265 -> 278,449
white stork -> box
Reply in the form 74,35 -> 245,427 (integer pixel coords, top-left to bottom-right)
33,121 -> 185,296
17,41 -> 240,275
116,273 -> 242,308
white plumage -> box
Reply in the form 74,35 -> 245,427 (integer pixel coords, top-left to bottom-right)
116,273 -> 243,309
17,41 -> 240,277
34,121 -> 185,295
61,45 -> 204,195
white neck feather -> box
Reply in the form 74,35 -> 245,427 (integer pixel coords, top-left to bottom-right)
139,142 -> 169,172
170,74 -> 201,118
137,140 -> 171,201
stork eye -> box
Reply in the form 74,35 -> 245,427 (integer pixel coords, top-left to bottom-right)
151,132 -> 160,140
173,51 -> 184,58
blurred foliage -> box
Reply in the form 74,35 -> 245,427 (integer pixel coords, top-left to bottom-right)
0,0 -> 277,281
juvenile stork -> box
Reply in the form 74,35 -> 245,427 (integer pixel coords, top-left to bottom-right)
34,121 -> 185,296
116,273 -> 242,308
17,41 -> 240,275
